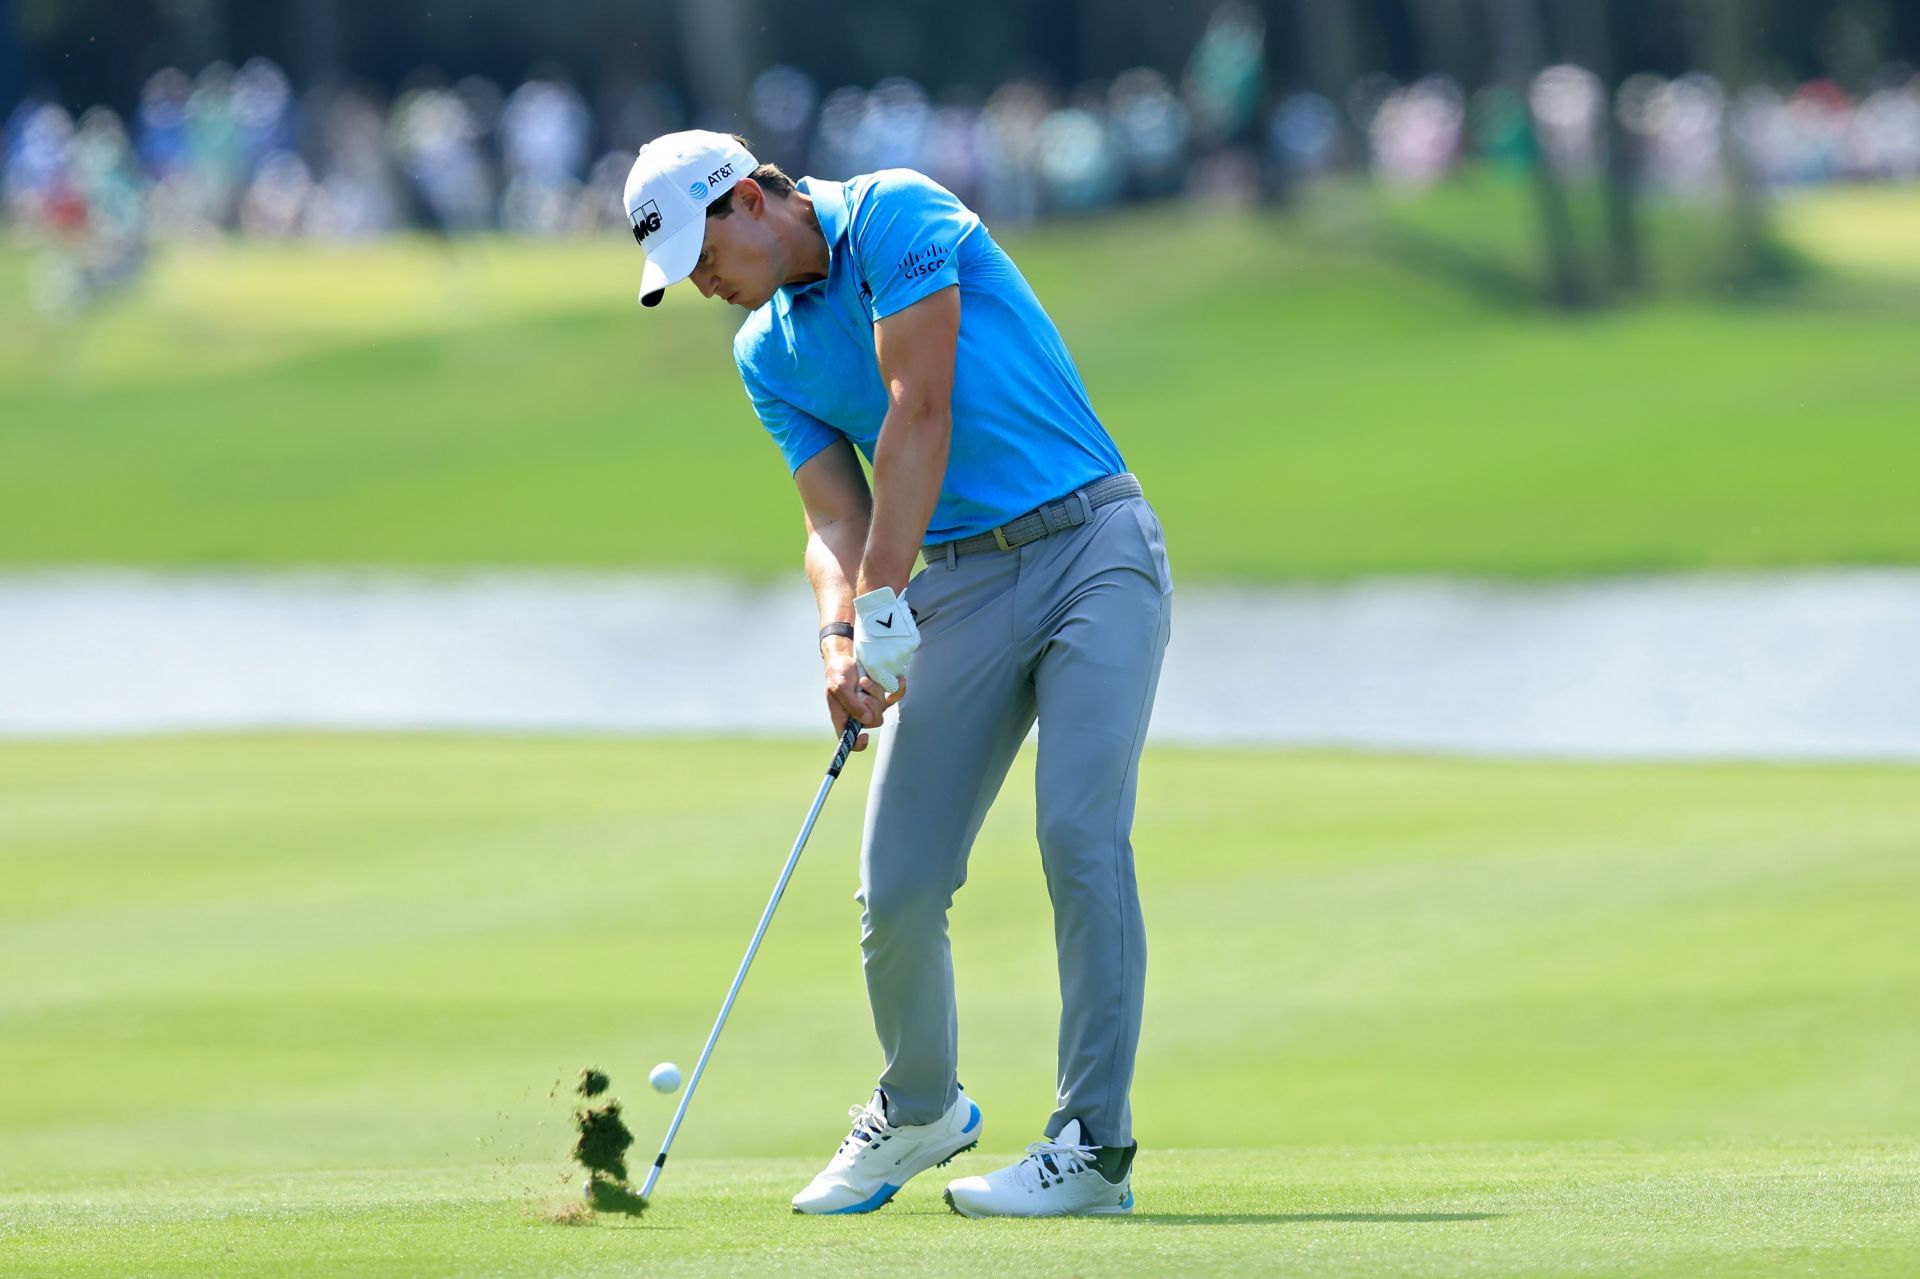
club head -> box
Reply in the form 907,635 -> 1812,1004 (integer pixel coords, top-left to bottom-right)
584,1174 -> 650,1216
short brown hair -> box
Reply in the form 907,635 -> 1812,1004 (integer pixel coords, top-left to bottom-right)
707,135 -> 795,218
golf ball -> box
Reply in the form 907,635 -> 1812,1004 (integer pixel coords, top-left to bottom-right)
649,1062 -> 682,1093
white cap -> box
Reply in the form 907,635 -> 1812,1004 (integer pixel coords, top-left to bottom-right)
622,129 -> 758,308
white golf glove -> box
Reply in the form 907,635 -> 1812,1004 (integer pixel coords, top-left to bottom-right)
852,586 -> 920,696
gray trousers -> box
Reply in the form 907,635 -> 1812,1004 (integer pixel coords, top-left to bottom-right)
856,494 -> 1172,1148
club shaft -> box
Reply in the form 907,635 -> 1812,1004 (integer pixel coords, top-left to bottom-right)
639,719 -> 862,1199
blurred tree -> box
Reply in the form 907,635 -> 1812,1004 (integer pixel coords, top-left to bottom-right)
1066,0 -> 1206,84
1295,0 -> 1361,102
1818,0 -> 1892,89
1409,0 -> 1487,86
0,0 -> 20,117
674,0 -> 753,124
1692,0 -> 1793,288
1074,0 -> 1130,82
1558,0 -> 1643,296
11,0 -> 1920,121
288,0 -> 341,95
1294,0 -> 1362,163
1487,0 -> 1590,309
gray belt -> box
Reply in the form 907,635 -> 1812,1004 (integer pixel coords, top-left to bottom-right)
924,473 -> 1143,566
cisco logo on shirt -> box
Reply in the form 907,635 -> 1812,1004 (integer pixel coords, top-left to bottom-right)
898,244 -> 950,281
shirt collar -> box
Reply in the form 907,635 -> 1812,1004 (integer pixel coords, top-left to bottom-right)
784,175 -> 846,300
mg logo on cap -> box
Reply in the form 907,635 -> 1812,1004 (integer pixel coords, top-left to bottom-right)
688,180 -> 709,201
631,199 -> 662,244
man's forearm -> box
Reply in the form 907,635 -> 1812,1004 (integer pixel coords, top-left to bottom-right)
808,514 -> 870,631
858,405 -> 950,595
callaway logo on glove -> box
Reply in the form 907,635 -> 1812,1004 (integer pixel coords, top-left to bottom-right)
853,587 -> 920,695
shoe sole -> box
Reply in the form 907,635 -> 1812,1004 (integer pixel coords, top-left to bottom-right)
801,1182 -> 901,1215
934,1140 -> 978,1169
943,1186 -> 1133,1218
792,1112 -> 983,1216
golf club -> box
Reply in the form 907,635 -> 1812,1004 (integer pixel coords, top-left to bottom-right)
637,716 -> 864,1201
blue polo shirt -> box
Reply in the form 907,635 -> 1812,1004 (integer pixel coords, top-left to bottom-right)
732,170 -> 1125,544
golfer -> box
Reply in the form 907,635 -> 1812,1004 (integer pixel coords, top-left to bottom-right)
622,131 -> 1172,1218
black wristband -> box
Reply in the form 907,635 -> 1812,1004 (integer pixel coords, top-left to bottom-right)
818,621 -> 855,645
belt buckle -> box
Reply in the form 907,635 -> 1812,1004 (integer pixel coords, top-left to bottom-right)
992,526 -> 1013,552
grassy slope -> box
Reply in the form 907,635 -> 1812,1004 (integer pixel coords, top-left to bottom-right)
1,182 -> 1916,578
1,736 -> 1916,1275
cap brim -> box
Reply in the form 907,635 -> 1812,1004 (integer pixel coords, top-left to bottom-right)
637,219 -> 705,308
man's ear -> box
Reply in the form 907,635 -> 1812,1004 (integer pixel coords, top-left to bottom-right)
736,178 -> 765,216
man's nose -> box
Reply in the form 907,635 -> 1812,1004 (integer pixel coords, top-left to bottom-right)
693,268 -> 716,298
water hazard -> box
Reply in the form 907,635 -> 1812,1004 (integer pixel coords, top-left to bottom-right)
3,569 -> 1915,760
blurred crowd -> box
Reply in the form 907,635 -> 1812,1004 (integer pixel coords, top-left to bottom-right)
5,1 -> 1919,307
1350,62 -> 1920,190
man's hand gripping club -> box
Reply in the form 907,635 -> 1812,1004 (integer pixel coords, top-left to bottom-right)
819,619 -> 906,753
853,586 -> 919,697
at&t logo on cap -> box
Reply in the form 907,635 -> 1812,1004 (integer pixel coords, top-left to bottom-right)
689,180 -> 709,200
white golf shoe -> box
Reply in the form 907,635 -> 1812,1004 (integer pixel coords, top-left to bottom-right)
790,1087 -> 982,1214
942,1118 -> 1135,1218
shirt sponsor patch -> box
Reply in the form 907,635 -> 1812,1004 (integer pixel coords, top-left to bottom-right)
898,244 -> 950,282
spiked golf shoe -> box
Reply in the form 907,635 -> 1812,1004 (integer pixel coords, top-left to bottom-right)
942,1118 -> 1134,1218
790,1087 -> 982,1214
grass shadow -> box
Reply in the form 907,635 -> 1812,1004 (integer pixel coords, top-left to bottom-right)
1133,1211 -> 1501,1226
1364,226 -> 1546,311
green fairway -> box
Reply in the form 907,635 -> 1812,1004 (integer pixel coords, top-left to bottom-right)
3,183 -> 1918,579
3,735 -> 1916,1276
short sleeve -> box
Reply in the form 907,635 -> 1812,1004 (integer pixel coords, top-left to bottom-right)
737,357 -> 838,474
733,318 -> 840,472
847,170 -> 975,320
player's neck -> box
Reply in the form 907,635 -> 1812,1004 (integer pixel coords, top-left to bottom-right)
779,195 -> 830,288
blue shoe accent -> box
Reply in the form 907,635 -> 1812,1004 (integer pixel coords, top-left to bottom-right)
1121,1191 -> 1134,1210
961,1103 -> 981,1135
824,1182 -> 900,1214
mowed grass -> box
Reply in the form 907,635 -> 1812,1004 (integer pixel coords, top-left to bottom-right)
1,735 -> 1916,1276
2,181 -> 1918,578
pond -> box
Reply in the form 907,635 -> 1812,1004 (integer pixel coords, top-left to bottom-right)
3,569 -> 1914,760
